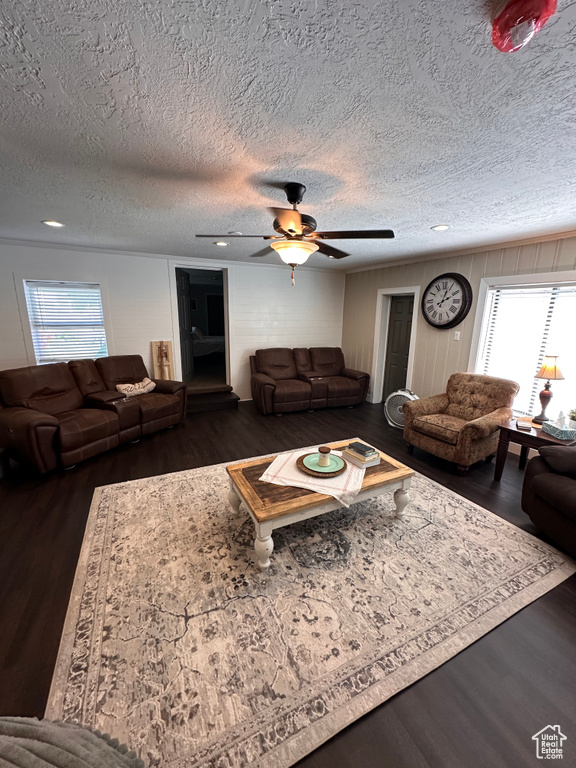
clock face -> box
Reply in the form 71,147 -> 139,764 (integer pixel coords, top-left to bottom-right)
421,273 -> 473,329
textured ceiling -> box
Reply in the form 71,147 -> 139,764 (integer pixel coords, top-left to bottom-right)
1,0 -> 576,270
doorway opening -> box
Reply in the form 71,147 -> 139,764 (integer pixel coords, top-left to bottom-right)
371,286 -> 420,403
176,267 -> 227,390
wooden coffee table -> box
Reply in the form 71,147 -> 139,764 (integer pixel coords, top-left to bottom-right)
494,420 -> 576,481
226,438 -> 414,569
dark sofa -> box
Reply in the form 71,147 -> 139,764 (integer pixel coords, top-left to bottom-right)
0,355 -> 186,473
250,347 -> 369,415
522,445 -> 576,559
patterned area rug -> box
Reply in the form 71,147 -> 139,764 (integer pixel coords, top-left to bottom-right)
47,452 -> 575,768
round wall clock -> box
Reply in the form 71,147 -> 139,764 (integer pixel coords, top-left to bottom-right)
421,273 -> 473,329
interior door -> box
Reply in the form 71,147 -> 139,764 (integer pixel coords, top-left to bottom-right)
382,295 -> 414,399
176,268 -> 194,380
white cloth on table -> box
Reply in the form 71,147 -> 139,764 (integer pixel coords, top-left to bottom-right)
259,450 -> 365,508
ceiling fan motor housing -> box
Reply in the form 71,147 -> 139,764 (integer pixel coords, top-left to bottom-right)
273,213 -> 317,237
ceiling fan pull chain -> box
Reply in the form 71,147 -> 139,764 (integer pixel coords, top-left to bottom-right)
291,266 -> 295,285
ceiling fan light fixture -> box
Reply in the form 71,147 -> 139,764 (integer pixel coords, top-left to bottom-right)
270,239 -> 319,266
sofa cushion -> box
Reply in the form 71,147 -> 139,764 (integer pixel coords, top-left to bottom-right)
413,413 -> 468,445
539,445 -> 576,478
96,355 -> 149,391
116,378 -> 156,397
136,392 -> 180,423
255,348 -> 297,381
0,363 -> 83,415
445,372 -> 518,422
325,376 -> 362,399
55,408 -> 118,452
68,359 -> 106,396
273,379 -> 311,404
309,348 -> 345,377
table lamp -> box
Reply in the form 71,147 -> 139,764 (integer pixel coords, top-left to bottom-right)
532,355 -> 564,424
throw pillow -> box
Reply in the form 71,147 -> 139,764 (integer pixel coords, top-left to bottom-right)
116,377 -> 156,397
538,445 -> 576,477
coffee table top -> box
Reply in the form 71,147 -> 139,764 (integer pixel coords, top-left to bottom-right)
226,438 -> 414,523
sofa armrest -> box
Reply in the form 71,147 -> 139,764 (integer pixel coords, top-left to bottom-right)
85,390 -> 127,405
0,407 -> 59,473
461,407 -> 513,440
251,373 -> 276,415
341,367 -> 369,381
152,379 -> 186,395
403,393 -> 449,431
251,373 -> 277,388
298,371 -> 323,382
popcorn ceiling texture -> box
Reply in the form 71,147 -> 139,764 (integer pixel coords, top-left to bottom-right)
0,0 -> 575,268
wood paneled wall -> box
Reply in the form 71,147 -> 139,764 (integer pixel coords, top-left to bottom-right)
343,237 -> 576,401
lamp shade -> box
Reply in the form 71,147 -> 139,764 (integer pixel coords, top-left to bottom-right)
269,239 -> 319,266
535,355 -> 564,381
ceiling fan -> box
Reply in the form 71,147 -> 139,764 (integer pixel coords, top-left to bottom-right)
196,182 -> 395,283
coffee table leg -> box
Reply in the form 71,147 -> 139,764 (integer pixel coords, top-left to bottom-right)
228,478 -> 242,514
394,487 -> 409,518
254,523 -> 274,570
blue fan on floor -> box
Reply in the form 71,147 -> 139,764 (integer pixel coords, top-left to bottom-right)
384,389 -> 419,429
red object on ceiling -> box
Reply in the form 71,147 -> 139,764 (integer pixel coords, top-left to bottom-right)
492,0 -> 557,52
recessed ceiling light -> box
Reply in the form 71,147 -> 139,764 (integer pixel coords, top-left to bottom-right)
42,220 -> 65,228
214,241 -> 228,247
430,224 -> 450,231
228,231 -> 242,235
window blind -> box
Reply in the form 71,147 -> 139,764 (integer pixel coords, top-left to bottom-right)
24,280 -> 108,365
476,284 -> 576,417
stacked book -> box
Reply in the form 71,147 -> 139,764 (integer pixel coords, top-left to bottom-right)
342,441 -> 381,468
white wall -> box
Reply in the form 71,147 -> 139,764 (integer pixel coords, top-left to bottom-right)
0,242 -> 345,400
343,236 -> 576,400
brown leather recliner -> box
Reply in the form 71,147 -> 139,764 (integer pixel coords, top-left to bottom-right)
0,363 -> 119,472
95,355 -> 186,435
250,347 -> 370,415
522,446 -> 576,559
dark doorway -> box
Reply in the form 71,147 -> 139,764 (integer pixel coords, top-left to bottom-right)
175,268 -> 227,390
382,295 -> 413,400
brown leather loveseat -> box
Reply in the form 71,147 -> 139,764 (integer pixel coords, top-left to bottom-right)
250,347 -> 369,415
0,355 -> 186,473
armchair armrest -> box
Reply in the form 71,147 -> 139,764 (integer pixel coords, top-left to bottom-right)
0,407 -> 59,473
403,393 -> 449,431
152,378 -> 186,395
461,407 -> 513,441
341,367 -> 369,381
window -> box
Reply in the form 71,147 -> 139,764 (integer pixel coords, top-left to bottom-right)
476,283 -> 576,418
24,280 -> 108,365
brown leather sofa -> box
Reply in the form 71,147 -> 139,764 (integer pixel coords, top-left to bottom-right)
522,446 -> 576,559
0,355 -> 186,473
250,347 -> 370,415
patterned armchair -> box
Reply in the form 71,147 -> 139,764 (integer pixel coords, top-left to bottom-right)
403,373 -> 519,474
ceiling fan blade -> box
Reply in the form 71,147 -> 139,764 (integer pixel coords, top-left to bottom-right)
269,207 -> 303,236
314,229 -> 395,240
249,246 -> 273,258
195,234 -> 276,239
316,241 -> 349,259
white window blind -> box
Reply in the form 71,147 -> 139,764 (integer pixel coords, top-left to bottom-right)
24,280 -> 108,365
476,284 -> 576,418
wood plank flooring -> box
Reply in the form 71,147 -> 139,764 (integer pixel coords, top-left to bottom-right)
1,402 -> 574,767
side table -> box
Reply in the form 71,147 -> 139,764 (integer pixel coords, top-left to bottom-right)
494,420 -> 576,481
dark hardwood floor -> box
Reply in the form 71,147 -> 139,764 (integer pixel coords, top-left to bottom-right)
1,402 -> 575,767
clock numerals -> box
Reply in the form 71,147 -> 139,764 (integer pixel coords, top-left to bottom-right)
421,273 -> 473,329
